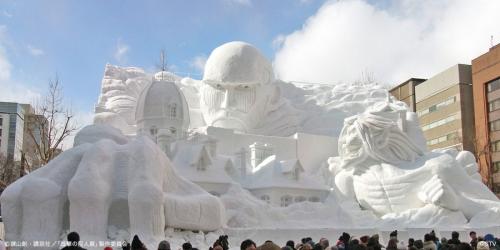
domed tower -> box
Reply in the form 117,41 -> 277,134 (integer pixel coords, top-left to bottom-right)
135,71 -> 190,156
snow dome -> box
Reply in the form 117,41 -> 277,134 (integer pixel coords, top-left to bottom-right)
135,71 -> 190,140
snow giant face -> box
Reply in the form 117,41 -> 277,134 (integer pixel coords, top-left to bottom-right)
200,81 -> 276,132
200,41 -> 276,132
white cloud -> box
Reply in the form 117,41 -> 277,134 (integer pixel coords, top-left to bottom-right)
2,11 -> 12,18
272,34 -> 286,49
27,45 -> 44,56
223,0 -> 251,7
114,39 -> 129,64
0,26 -> 41,103
189,55 -> 208,73
274,0 -> 500,87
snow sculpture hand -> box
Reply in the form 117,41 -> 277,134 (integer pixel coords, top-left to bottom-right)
0,125 -> 225,247
418,175 -> 458,210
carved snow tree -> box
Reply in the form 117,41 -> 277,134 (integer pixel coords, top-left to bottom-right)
22,77 -> 78,172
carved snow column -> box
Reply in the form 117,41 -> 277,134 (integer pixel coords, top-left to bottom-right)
249,142 -> 274,169
235,147 -> 248,178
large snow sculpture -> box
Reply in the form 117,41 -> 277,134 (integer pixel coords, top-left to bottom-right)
332,101 -> 500,227
94,64 -> 152,135
200,41 -> 299,136
0,125 -> 224,245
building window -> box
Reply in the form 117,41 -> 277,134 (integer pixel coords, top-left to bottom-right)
170,127 -> 176,135
170,103 -> 177,118
490,119 -> 500,132
0,117 -> 3,126
487,78 -> 500,93
489,98 -> 500,112
417,96 -> 456,117
260,195 -> 270,204
491,141 -> 500,152
493,162 -> 500,173
280,195 -> 293,207
421,114 -> 458,131
493,184 -> 500,194
308,197 -> 320,202
295,196 -> 306,203
427,132 -> 458,146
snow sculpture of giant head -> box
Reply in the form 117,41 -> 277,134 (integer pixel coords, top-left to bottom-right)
200,41 -> 279,133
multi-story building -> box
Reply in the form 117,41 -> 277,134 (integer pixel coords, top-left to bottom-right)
415,64 -> 475,152
389,78 -> 426,112
472,43 -> 500,196
0,102 -> 31,162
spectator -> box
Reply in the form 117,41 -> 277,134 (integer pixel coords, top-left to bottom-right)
131,235 -> 147,250
314,243 -> 325,250
409,238 -> 415,248
387,239 -> 398,250
241,239 -> 257,250
457,243 -> 472,250
320,238 -> 331,250
286,241 -> 296,250
182,242 -> 192,250
122,240 -> 131,250
476,242 -> 489,250
448,232 -> 461,245
469,232 -> 477,250
423,234 -> 437,250
389,230 -> 406,250
257,241 -> 283,250
61,232 -> 86,250
158,241 -> 170,250
415,240 -> 424,250
360,236 -> 369,247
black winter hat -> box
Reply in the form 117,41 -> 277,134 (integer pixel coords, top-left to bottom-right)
132,235 -> 144,250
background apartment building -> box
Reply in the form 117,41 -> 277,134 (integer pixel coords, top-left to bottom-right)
0,102 -> 48,187
389,78 -> 426,112
415,64 -> 475,152
0,102 -> 31,162
472,43 -> 500,196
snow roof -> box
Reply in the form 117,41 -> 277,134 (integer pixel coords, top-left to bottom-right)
172,142 -> 235,185
245,156 -> 328,191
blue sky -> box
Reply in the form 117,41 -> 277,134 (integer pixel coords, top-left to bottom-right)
0,0 -> 327,116
1,0 -> 499,126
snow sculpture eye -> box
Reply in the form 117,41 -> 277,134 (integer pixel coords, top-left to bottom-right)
202,84 -> 225,110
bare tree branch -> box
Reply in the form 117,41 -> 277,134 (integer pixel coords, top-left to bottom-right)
22,76 -> 79,171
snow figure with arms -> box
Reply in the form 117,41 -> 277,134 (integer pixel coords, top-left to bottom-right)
332,100 -> 500,227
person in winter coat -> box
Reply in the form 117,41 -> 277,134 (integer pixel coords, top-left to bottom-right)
448,232 -> 461,246
131,235 -> 147,250
423,234 -> 437,250
61,232 -> 87,250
